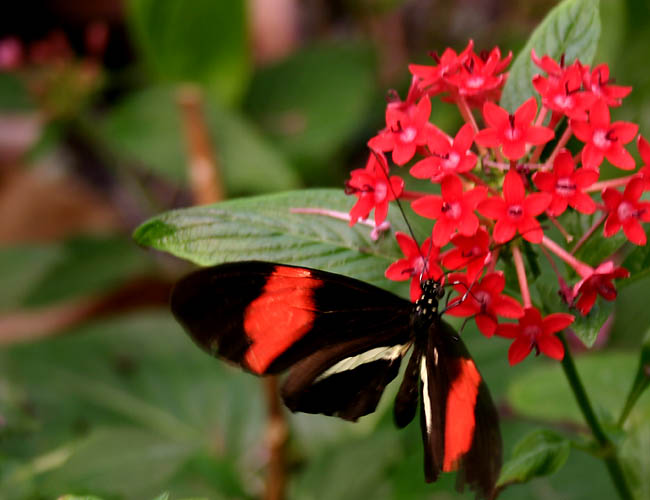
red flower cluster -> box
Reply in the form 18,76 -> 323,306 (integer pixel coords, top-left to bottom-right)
345,42 -> 648,365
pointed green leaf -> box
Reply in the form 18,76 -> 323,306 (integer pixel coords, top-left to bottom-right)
500,0 -> 601,111
497,429 -> 571,487
134,189 -> 411,292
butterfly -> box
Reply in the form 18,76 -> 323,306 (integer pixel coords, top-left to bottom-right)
171,260 -> 502,498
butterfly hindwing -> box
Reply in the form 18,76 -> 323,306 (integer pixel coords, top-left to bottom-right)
419,320 -> 502,497
171,261 -> 412,375
282,335 -> 411,421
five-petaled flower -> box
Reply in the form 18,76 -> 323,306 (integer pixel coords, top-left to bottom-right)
497,306 -> 575,365
369,95 -> 434,165
442,226 -> 491,281
532,149 -> 598,216
585,64 -> 632,107
571,99 -> 638,170
412,174 -> 487,246
346,153 -> 404,225
572,261 -> 630,315
446,272 -> 524,337
533,61 -> 595,120
410,123 -> 477,182
385,232 -> 443,302
602,177 -> 650,245
478,170 -> 551,243
475,97 -> 554,160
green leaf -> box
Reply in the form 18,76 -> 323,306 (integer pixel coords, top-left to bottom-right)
497,429 -> 571,487
21,236 -> 155,307
500,0 -> 601,111
100,87 -> 300,195
133,189 -> 410,293
0,73 -> 33,110
569,298 -> 614,348
244,43 -> 378,182
126,0 -> 249,105
58,496 -> 105,500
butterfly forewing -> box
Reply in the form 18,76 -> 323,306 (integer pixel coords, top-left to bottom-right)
171,261 -> 412,375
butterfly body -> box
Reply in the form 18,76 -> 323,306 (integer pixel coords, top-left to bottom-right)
171,261 -> 501,498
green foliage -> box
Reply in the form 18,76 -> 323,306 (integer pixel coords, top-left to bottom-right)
497,429 -> 571,487
133,189 -> 409,293
244,43 -> 378,183
126,0 -> 249,105
500,0 -> 601,111
99,86 -> 300,195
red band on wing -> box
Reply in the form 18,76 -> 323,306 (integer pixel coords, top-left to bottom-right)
443,358 -> 481,472
243,266 -> 320,373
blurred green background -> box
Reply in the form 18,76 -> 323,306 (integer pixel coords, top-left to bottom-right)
1,1 -> 650,499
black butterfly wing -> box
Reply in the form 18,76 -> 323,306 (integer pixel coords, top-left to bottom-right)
171,261 -> 414,421
418,320 -> 502,498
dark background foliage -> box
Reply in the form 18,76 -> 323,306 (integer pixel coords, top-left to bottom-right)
1,1 -> 649,499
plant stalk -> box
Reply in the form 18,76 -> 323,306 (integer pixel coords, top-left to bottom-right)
558,333 -> 634,500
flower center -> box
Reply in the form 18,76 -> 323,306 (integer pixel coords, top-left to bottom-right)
523,324 -> 542,339
465,76 -> 485,89
592,129 -> 611,150
442,151 -> 460,170
553,94 -> 574,110
507,204 -> 524,221
400,126 -> 417,143
373,182 -> 388,203
442,201 -> 462,219
555,177 -> 576,197
504,127 -> 521,141
617,201 -> 636,222
473,290 -> 491,310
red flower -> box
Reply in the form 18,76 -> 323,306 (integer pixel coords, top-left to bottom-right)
410,123 -> 477,182
446,271 -> 524,337
533,62 -> 595,120
442,227 -> 491,281
602,177 -> 650,245
478,170 -> 551,243
346,153 -> 404,225
412,174 -> 487,246
385,232 -> 443,302
444,46 -> 512,97
409,41 -> 472,94
584,64 -> 631,107
571,100 -> 638,170
572,261 -> 630,315
532,149 -> 598,216
497,306 -> 575,365
475,97 -> 554,160
369,96 -> 434,165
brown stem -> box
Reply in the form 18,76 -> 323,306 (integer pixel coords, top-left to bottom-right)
177,85 -> 225,204
0,277 -> 172,345
264,377 -> 289,500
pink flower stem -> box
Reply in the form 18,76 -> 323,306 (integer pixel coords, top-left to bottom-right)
461,171 -> 499,195
586,175 -> 636,193
534,105 -> 548,127
401,190 -> 429,200
456,95 -> 489,157
549,215 -> 574,243
543,126 -> 573,169
289,207 -> 391,240
539,244 -> 573,304
511,243 -> 532,308
541,235 -> 593,278
482,159 -> 510,171
570,213 -> 608,255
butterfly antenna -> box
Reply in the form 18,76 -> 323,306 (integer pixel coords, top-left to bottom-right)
372,150 -> 425,265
